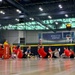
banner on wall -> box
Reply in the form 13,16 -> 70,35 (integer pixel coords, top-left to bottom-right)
63,32 -> 74,38
63,32 -> 74,42
42,33 -> 62,40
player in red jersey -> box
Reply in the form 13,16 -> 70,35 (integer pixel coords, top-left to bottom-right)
15,46 -> 23,58
38,46 -> 50,58
64,47 -> 70,57
61,47 -> 74,58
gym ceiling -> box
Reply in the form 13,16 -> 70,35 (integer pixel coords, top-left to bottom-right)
0,0 -> 75,32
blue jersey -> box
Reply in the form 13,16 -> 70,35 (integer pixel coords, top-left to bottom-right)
26,49 -> 31,54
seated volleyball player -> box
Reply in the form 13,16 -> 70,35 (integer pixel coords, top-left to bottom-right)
53,48 -> 60,58
23,46 -> 33,58
61,47 -> 74,58
48,47 -> 53,58
61,47 -> 69,58
38,46 -> 50,58
14,46 -> 23,58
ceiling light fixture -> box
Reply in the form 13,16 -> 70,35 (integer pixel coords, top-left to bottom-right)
16,9 -> 22,14
2,12 -> 5,14
55,22 -> 58,25
65,14 -> 68,17
29,18 -> 34,21
19,15 -> 24,18
0,11 -> 3,13
0,0 -> 2,2
46,27 -> 49,29
0,11 -> 5,14
48,16 -> 52,19
39,7 -> 43,11
58,4 -> 63,9
15,18 -> 19,21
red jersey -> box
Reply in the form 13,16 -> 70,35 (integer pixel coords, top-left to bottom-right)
69,50 -> 74,56
64,48 -> 70,57
16,48 -> 23,58
38,48 -> 47,58
0,46 -> 4,58
13,46 -> 17,53
48,49 -> 52,53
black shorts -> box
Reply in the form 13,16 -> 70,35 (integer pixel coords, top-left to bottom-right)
44,53 -> 50,58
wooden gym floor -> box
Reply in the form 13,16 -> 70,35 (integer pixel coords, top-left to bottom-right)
0,58 -> 75,75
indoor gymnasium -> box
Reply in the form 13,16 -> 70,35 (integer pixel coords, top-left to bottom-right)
0,0 -> 75,75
